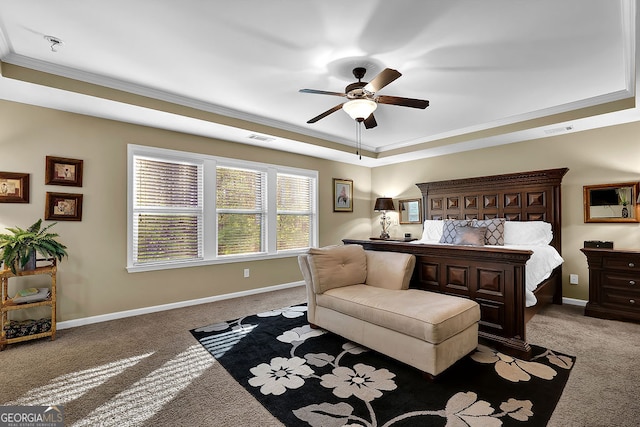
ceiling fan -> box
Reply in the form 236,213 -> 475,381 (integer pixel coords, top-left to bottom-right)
299,67 -> 429,129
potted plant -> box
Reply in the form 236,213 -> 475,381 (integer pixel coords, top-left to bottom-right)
0,219 -> 68,274
619,192 -> 630,218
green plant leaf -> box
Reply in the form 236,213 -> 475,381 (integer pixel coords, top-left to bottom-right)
1,219 -> 67,273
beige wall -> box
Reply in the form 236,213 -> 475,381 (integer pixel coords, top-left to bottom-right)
0,100 -> 372,321
2,98 -> 640,322
372,122 -> 640,301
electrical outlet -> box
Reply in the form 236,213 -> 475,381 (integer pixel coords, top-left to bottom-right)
569,274 -> 579,285
244,268 -> 250,278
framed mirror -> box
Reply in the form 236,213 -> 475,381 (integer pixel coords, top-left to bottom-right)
583,182 -> 639,223
398,198 -> 422,224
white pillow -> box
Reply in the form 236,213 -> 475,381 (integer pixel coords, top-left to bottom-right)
421,220 -> 443,241
504,221 -> 553,246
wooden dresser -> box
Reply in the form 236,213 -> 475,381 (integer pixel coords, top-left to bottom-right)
581,247 -> 640,323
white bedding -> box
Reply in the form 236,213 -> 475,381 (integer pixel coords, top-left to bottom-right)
410,239 -> 564,307
502,244 -> 564,307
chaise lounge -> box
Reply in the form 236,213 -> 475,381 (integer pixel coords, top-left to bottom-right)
298,244 -> 481,377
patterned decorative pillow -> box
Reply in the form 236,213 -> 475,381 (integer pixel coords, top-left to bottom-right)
472,218 -> 505,246
439,219 -> 471,243
453,226 -> 487,246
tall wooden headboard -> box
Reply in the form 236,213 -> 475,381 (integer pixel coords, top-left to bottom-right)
416,168 -> 569,253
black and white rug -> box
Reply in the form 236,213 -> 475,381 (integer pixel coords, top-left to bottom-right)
191,305 -> 575,427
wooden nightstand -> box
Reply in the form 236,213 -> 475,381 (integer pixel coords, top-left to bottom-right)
581,247 -> 640,323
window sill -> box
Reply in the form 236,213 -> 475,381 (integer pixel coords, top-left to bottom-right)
126,249 -> 308,273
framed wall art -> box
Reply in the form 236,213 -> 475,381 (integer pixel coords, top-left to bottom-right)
46,156 -> 83,187
0,172 -> 29,203
45,192 -> 83,221
333,178 -> 353,212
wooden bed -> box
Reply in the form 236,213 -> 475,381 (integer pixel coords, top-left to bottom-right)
344,167 -> 568,359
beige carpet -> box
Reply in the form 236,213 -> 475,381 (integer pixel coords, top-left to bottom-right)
0,286 -> 638,426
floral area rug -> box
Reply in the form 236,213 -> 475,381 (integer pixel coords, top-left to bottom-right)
190,305 -> 575,427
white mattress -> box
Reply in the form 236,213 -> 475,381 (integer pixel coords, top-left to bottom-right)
410,240 -> 564,307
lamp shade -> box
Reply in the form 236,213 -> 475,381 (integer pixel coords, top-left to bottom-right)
342,99 -> 377,120
374,197 -> 395,211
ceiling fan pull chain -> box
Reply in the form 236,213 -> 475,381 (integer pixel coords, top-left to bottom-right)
356,121 -> 362,160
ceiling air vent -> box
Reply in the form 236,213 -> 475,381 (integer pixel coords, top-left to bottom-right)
247,134 -> 276,142
543,125 -> 574,135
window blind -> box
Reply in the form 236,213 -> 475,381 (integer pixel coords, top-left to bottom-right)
133,157 -> 203,264
216,166 -> 266,255
277,174 -> 313,250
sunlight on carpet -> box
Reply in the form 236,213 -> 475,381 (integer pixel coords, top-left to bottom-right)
6,344 -> 216,427
71,344 -> 214,427
7,353 -> 154,407
197,324 -> 257,358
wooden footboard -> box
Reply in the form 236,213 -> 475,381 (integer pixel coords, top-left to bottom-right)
344,239 -> 537,359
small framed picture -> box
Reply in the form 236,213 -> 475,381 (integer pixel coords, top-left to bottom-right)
45,156 -> 83,187
0,172 -> 29,203
333,178 -> 353,212
45,192 -> 83,221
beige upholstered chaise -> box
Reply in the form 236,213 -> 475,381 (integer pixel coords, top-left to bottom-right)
298,244 -> 481,377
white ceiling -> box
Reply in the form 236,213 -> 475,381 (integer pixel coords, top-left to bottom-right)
0,0 -> 638,166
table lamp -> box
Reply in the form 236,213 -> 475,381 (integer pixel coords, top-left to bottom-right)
374,197 -> 395,239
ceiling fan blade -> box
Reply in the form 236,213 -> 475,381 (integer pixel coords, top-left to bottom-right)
364,68 -> 402,93
299,88 -> 346,97
307,104 -> 344,123
363,114 -> 377,129
376,95 -> 429,109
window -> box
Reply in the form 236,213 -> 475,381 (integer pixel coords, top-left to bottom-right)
216,167 -> 266,256
128,145 -> 317,272
132,156 -> 203,265
277,173 -> 314,251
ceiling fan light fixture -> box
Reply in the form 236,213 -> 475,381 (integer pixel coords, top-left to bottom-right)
342,99 -> 377,120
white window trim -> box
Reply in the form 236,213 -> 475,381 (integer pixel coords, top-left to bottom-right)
127,144 -> 318,273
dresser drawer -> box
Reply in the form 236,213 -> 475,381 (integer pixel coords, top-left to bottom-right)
602,272 -> 640,290
601,288 -> 640,312
602,257 -> 640,272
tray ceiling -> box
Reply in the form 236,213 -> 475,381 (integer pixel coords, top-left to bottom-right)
0,0 -> 637,166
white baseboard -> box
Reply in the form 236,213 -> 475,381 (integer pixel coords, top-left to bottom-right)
57,284 -> 588,330
562,297 -> 587,307
57,281 -> 305,330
